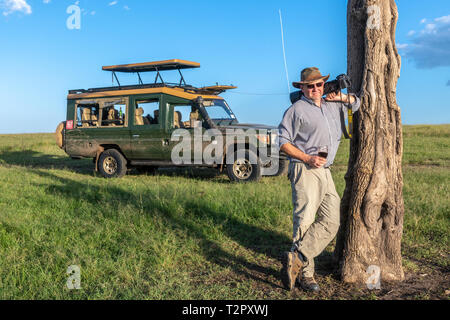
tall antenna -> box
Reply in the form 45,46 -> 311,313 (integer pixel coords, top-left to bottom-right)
279,9 -> 291,95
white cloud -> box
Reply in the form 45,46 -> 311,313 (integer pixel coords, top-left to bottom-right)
396,43 -> 408,49
420,18 -> 427,24
400,14 -> 450,69
1,0 -> 32,16
109,1 -> 118,5
43,0 -> 51,4
422,23 -> 437,34
407,30 -> 416,36
435,15 -> 450,24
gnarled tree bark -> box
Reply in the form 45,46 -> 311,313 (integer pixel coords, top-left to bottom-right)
333,0 -> 405,283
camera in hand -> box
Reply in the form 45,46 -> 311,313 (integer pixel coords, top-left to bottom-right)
323,74 -> 352,95
290,74 -> 352,104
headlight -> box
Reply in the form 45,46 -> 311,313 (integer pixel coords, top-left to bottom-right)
256,135 -> 270,145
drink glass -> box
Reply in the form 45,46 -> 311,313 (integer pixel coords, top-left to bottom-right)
318,146 -> 328,159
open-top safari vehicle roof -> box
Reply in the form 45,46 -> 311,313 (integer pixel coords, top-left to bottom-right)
102,59 -> 201,73
68,59 -> 237,101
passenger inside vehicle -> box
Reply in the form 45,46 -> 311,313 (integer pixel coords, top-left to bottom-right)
143,113 -> 153,125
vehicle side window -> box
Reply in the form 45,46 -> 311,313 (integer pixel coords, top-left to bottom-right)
172,105 -> 201,129
135,100 -> 160,126
101,103 -> 126,127
76,104 -> 99,128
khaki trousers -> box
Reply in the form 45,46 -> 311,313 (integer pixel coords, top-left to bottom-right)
288,162 -> 341,278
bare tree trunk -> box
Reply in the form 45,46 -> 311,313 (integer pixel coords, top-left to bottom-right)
334,0 -> 405,283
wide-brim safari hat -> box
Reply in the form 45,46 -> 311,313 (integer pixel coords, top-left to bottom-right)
293,67 -> 330,89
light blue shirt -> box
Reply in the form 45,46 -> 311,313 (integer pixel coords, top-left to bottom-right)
278,94 -> 360,167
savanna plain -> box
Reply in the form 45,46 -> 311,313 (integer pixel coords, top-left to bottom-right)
0,125 -> 448,300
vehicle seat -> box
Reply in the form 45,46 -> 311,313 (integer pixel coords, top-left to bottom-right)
108,108 -> 117,126
190,111 -> 200,127
91,111 -> 98,127
135,107 -> 144,126
82,108 -> 92,127
174,111 -> 183,128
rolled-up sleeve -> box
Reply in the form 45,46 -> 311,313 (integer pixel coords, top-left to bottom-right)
278,107 -> 297,149
349,94 -> 361,112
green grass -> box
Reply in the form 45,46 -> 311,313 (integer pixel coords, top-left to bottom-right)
0,125 -> 448,299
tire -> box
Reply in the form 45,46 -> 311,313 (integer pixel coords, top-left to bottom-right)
55,122 -> 65,149
226,149 -> 262,183
98,149 -> 128,178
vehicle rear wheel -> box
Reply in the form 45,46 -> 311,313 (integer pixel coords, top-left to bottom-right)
226,149 -> 262,183
98,149 -> 127,178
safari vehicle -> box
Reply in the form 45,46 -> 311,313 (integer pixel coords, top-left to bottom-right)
56,59 -> 287,182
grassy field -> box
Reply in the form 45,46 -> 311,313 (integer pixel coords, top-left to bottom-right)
0,125 -> 448,300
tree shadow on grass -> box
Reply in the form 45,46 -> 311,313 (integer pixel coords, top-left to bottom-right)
1,149 -> 342,292
0,150 -> 93,176
129,167 -> 231,184
30,169 -> 292,291
314,250 -> 340,279
0,149 -> 232,183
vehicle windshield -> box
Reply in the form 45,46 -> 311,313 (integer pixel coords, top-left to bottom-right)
203,99 -> 238,125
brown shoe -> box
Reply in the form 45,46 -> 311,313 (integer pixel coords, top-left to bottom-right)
299,277 -> 320,292
281,251 -> 304,291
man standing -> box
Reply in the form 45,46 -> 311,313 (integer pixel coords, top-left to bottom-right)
279,67 -> 360,292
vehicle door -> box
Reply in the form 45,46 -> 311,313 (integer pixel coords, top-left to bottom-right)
165,97 -> 209,165
129,94 -> 167,160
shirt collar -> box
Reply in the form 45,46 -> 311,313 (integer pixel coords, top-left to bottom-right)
301,95 -> 324,108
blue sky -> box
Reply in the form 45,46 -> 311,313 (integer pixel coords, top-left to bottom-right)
0,0 -> 449,134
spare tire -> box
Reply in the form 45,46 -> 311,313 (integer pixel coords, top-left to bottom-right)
55,122 -> 65,149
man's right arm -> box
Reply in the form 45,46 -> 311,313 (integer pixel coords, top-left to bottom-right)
278,107 -> 327,169
280,143 -> 327,169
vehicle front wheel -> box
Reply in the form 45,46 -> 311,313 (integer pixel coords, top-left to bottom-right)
98,149 -> 128,178
226,149 -> 262,183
